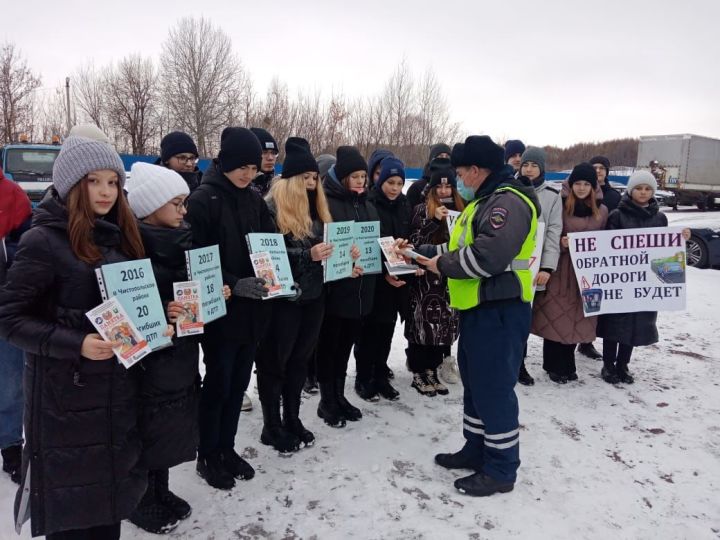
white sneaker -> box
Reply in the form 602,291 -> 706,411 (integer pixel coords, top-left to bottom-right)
241,392 -> 253,412
438,355 -> 460,384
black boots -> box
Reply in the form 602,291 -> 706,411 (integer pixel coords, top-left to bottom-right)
335,377 -> 362,421
1,444 -> 21,485
375,377 -> 400,401
154,468 -> 191,520
196,453 -> 235,490
454,472 -> 514,497
317,380 -> 347,428
354,378 -> 380,402
435,450 -> 481,472
578,342 -> 602,360
518,361 -> 535,386
219,448 -> 255,480
260,399 -> 301,454
616,362 -> 634,384
282,386 -> 315,448
129,470 -> 180,534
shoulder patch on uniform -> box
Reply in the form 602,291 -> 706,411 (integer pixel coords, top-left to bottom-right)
489,207 -> 508,229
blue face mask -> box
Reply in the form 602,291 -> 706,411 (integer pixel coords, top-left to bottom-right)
456,178 -> 476,200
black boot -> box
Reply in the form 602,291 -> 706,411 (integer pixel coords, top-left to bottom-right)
335,377 -> 362,421
219,448 -> 255,480
283,387 -> 315,447
196,453 -> 235,490
354,378 -> 379,402
129,471 -> 180,534
454,472 -> 514,497
577,342 -> 602,360
317,380 -> 347,428
303,374 -> 319,395
375,377 -> 400,401
518,360 -> 535,386
601,363 -> 620,384
547,371 -> 568,384
616,362 -> 634,384
260,398 -> 301,454
155,468 -> 191,520
1,444 -> 22,485
435,449 -> 481,472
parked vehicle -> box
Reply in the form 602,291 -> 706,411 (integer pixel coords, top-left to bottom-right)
0,142 -> 61,205
670,215 -> 720,268
637,134 -> 720,211
654,189 -> 678,209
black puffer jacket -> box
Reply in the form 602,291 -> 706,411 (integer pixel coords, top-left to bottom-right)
266,198 -> 325,304
367,189 -> 412,323
601,183 -> 622,213
186,161 -> 276,344
0,196 -> 146,537
136,222 -> 200,469
323,168 -> 379,319
597,195 -> 668,346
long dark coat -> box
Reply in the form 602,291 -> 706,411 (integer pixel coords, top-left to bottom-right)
0,195 -> 146,537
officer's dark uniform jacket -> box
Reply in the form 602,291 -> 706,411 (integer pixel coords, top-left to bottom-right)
432,168 -> 541,306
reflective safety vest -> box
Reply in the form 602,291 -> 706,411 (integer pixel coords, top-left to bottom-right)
447,186 -> 538,310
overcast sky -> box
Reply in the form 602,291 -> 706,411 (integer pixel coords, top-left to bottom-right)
3,0 -> 719,147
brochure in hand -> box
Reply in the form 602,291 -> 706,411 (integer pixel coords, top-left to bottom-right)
86,297 -> 151,368
173,280 -> 204,336
249,251 -> 284,299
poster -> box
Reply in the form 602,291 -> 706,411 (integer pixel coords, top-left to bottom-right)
185,245 -> 227,323
96,259 -> 171,350
246,233 -> 295,297
86,297 -> 151,368
353,220 -> 381,274
323,221 -> 355,282
173,280 -> 204,336
250,251 -> 284,299
568,226 -> 687,316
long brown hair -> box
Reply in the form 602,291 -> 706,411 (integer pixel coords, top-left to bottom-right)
425,185 -> 466,243
564,186 -> 602,220
66,177 -> 145,265
268,174 -> 332,239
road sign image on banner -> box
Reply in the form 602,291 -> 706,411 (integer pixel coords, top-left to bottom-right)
568,226 -> 687,316
185,245 -> 227,323
323,221 -> 355,282
246,233 -> 295,297
96,258 -> 172,350
354,220 -> 381,274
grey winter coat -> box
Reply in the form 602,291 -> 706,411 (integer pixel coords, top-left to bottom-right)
533,179 -> 563,291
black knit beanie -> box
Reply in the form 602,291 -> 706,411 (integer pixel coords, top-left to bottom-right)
250,127 -> 278,153
160,131 -> 198,162
428,143 -> 451,162
504,140 -> 526,162
376,157 -> 405,188
427,160 -> 457,190
568,162 -> 598,189
589,155 -> 610,177
281,137 -> 319,179
335,146 -> 368,180
218,127 -> 262,172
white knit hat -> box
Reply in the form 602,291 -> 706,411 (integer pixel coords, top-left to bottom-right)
127,162 -> 189,218
626,170 -> 657,195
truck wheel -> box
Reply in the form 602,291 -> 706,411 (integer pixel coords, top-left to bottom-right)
696,200 -> 707,211
686,235 -> 708,268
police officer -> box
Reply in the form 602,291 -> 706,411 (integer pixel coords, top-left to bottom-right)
413,135 -> 540,497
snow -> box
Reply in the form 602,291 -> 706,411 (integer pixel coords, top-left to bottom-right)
2,236 -> 720,539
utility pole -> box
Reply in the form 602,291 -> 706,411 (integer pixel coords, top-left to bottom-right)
65,77 -> 72,135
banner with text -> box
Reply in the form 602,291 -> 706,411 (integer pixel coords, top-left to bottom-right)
568,226 -> 687,316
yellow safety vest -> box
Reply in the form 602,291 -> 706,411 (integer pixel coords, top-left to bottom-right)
447,186 -> 538,310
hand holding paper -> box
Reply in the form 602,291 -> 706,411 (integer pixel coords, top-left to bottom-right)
81,333 -> 118,361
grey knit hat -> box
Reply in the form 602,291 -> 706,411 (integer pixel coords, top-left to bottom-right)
316,154 -> 337,179
521,146 -> 546,174
53,136 -> 126,200
626,170 -> 657,195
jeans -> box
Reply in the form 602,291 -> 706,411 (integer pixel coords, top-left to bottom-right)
0,338 -> 24,449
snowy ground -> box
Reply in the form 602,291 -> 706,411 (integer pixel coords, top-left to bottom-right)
2,210 -> 719,540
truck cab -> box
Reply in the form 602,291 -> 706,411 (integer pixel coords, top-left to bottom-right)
0,141 -> 61,206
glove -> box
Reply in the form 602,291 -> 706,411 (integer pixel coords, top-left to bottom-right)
233,277 -> 268,299
287,282 -> 302,302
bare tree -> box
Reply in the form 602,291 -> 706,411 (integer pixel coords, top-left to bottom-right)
0,42 -> 42,143
160,17 -> 249,156
105,55 -> 158,154
381,58 -> 415,147
73,62 -> 106,129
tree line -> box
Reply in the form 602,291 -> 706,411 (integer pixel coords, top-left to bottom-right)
0,18 -> 638,169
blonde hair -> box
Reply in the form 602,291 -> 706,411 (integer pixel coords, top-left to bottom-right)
268,174 -> 332,239
565,187 -> 602,220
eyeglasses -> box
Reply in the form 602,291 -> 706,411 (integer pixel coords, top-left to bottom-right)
171,199 -> 189,212
173,154 -> 198,165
